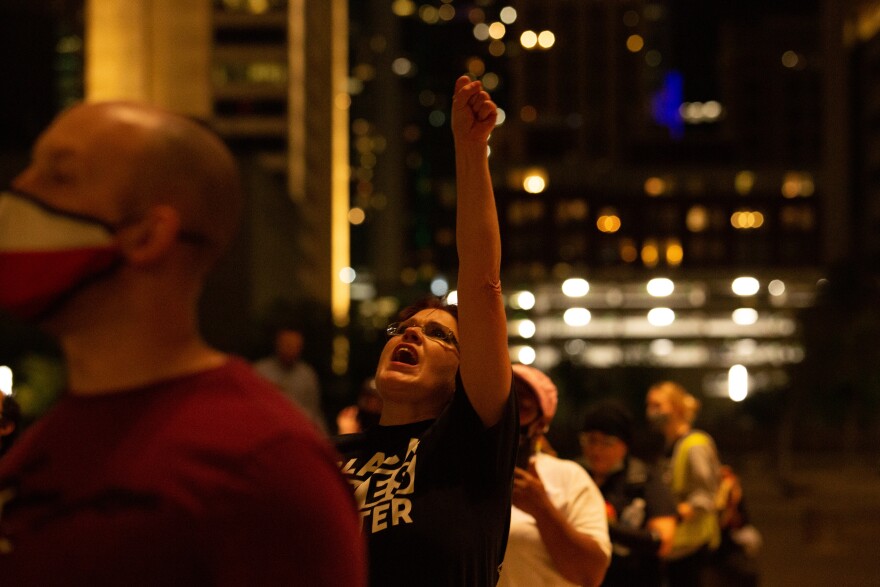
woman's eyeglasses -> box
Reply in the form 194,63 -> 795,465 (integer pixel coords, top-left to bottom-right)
386,321 -> 459,349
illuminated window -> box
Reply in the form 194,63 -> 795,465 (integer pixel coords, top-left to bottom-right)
665,239 -> 684,266
735,171 -> 756,195
686,205 -> 709,232
644,177 -> 666,196
731,210 -> 765,230
620,239 -> 638,263
781,172 -> 815,198
520,30 -> 538,49
641,240 -> 660,267
626,34 -> 645,52
537,31 -> 556,49
596,208 -> 621,233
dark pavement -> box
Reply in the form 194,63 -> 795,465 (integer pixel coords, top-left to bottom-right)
738,453 -> 880,586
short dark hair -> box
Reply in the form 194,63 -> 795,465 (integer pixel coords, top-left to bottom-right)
1,395 -> 22,456
582,401 -> 634,446
397,296 -> 459,322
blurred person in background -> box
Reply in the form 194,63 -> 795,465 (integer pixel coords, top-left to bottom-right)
336,377 -> 382,435
646,381 -> 722,587
498,364 -> 611,587
335,76 -> 517,587
0,395 -> 22,458
255,324 -> 328,434
580,401 -> 677,587
0,101 -> 365,585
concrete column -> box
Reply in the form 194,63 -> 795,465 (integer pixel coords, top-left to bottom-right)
85,0 -> 211,117
288,0 -> 350,327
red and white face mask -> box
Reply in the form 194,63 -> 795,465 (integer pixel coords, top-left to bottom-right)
0,191 -> 122,322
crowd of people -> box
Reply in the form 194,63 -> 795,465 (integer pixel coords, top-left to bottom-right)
0,75 -> 759,585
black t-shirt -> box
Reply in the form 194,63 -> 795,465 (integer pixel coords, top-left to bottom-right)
335,377 -> 517,587
595,457 -> 677,587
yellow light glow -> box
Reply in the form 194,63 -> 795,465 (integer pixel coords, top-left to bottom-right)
418,4 -> 439,23
523,175 -> 546,194
517,346 -> 536,365
562,278 -> 590,297
538,30 -> 556,49
641,242 -> 660,267
248,0 -> 270,13
510,291 -> 536,310
728,365 -> 749,402
626,34 -> 645,52
781,171 -> 814,198
620,241 -> 638,263
801,175 -> 815,196
781,50 -> 799,68
520,30 -> 538,49
518,319 -> 537,338
564,308 -> 592,327
467,58 -> 486,77
732,308 -> 759,326
735,170 -> 755,194
0,365 -> 12,395
520,105 -> 537,122
781,177 -> 800,198
348,207 -> 366,225
520,168 -> 548,194
686,205 -> 708,232
731,210 -> 765,229
489,40 -> 506,57
391,0 -> 416,17
597,214 -> 621,233
644,176 -> 666,196
768,279 -> 786,296
473,23 -> 490,41
488,22 -> 506,39
647,278 -> 674,297
732,277 -> 760,296
647,307 -> 675,327
500,6 -> 517,24
438,3 -> 455,21
666,241 -> 684,265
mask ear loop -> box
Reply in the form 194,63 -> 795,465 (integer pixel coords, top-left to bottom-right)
2,189 -> 117,232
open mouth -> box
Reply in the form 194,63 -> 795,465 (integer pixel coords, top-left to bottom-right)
392,344 -> 419,366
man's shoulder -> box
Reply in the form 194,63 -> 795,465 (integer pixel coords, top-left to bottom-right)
158,358 -> 325,446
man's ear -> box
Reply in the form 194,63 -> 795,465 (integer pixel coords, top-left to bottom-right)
116,205 -> 182,265
0,420 -> 14,437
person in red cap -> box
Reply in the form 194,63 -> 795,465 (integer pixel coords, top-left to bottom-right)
498,364 -> 611,587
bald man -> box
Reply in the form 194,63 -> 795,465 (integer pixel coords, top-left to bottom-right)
0,103 -> 366,585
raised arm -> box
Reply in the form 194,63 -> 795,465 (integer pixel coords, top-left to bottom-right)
450,75 -> 511,427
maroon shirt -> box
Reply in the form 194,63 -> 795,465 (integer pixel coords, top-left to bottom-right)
0,358 -> 365,586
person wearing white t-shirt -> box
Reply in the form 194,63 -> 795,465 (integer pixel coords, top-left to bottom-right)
499,365 -> 611,587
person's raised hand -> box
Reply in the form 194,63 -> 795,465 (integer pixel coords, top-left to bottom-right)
451,75 -> 497,145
